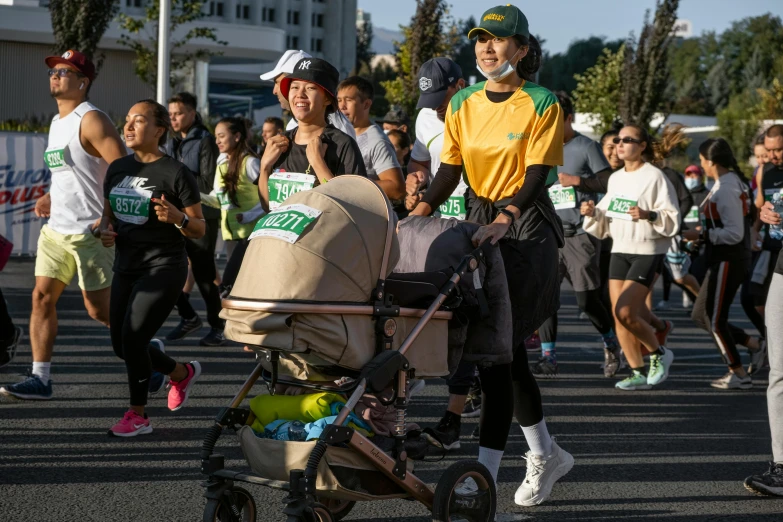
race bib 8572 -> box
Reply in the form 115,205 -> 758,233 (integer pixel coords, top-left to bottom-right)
109,186 -> 152,225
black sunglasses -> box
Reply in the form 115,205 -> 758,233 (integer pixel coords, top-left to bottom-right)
613,136 -> 642,145
48,68 -> 83,78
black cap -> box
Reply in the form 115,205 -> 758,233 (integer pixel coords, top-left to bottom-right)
377,107 -> 409,125
280,58 -> 339,100
416,58 -> 463,110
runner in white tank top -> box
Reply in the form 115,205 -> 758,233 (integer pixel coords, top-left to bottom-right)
0,50 -> 128,401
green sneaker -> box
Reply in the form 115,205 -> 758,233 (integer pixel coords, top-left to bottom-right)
647,347 -> 674,386
615,371 -> 651,391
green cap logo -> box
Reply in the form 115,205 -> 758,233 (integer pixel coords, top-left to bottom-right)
468,4 -> 529,40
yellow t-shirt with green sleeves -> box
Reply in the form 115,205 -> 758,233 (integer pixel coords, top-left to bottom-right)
440,80 -> 564,202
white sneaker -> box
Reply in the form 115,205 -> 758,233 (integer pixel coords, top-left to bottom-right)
710,372 -> 752,390
514,440 -> 574,506
654,300 -> 671,311
682,293 -> 693,310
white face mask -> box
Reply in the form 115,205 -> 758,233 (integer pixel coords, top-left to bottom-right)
383,129 -> 390,135
684,177 -> 701,190
476,48 -> 522,83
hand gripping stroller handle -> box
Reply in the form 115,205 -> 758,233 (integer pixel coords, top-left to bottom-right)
396,242 -> 488,358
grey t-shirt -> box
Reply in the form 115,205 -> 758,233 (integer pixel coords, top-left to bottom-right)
555,132 -> 611,229
356,124 -> 401,180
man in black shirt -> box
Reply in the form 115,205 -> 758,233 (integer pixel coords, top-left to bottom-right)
165,92 -> 224,346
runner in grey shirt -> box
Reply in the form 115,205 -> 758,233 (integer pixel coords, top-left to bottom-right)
535,91 -> 620,378
336,76 -> 405,203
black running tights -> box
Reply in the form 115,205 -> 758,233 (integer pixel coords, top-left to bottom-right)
110,267 -> 185,406
0,287 -> 15,340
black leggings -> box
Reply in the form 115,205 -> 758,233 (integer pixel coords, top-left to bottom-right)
740,251 -> 766,338
0,287 -> 15,341
692,260 -> 751,369
176,218 -> 223,329
539,288 -> 614,343
111,267 -> 186,406
221,237 -> 250,291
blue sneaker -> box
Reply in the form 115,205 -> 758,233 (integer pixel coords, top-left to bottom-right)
148,339 -> 169,395
0,373 -> 53,400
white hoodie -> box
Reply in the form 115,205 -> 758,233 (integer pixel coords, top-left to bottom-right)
583,162 -> 680,255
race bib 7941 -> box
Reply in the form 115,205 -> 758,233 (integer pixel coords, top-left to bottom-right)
268,172 -> 316,210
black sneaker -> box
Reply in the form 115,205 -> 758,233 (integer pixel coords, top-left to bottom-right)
199,328 -> 226,347
0,326 -> 22,370
532,356 -> 559,377
422,411 -> 461,450
165,316 -> 203,341
745,462 -> 783,497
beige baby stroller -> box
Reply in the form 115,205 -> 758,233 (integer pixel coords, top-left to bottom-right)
201,175 -> 496,522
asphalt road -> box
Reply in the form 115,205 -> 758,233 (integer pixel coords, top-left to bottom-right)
2,257 -> 783,522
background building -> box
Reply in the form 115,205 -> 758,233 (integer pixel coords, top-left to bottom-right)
0,0 -> 357,126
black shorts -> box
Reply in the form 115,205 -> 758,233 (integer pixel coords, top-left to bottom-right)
609,253 -> 664,288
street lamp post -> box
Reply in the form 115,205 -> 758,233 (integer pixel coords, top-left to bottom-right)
156,0 -> 171,105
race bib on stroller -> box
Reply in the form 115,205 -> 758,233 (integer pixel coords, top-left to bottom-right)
268,172 -> 316,210
548,184 -> 577,210
109,186 -> 152,225
605,194 -> 637,221
249,204 -> 321,244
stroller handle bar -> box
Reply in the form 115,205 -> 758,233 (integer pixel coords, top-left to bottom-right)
220,299 -> 453,320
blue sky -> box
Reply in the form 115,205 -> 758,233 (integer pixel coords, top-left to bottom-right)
357,0 -> 781,54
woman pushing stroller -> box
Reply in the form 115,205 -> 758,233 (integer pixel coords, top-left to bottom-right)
409,4 -> 573,506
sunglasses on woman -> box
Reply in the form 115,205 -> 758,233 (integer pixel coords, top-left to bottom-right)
612,136 -> 642,145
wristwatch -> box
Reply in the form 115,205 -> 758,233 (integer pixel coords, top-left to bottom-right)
646,211 -> 658,223
175,214 -> 189,230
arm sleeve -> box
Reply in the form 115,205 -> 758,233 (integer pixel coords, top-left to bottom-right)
176,166 -> 203,208
525,102 -> 564,169
649,174 -> 681,237
420,163 -> 463,210
708,182 -> 745,245
579,168 -> 612,193
509,165 -> 550,211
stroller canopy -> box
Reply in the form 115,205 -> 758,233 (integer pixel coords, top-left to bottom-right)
230,175 -> 399,304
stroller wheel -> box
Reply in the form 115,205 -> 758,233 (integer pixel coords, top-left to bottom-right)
431,460 -> 496,522
311,503 -> 333,522
315,497 -> 356,521
203,486 -> 257,522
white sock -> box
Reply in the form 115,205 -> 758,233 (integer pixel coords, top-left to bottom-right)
521,419 -> 553,457
32,362 -> 51,384
478,446 -> 504,483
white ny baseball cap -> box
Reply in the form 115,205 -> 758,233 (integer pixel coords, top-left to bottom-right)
260,50 -> 312,81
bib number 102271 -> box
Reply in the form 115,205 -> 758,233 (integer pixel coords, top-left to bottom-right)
249,204 -> 322,244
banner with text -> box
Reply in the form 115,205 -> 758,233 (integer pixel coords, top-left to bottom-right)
0,132 -> 49,255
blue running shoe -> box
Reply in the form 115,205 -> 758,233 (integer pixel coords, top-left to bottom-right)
148,339 -> 169,395
0,372 -> 53,400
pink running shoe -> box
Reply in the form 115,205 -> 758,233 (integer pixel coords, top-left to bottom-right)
525,333 -> 542,353
168,361 -> 202,411
108,409 -> 152,437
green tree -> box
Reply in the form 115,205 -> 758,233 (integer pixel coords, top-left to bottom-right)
572,45 -> 625,135
451,16 -> 479,82
381,0 -> 451,116
117,0 -> 226,91
539,37 -> 623,93
355,17 -> 375,75
49,0 -> 120,75
707,61 -> 731,112
720,14 -> 783,96
619,0 -> 680,128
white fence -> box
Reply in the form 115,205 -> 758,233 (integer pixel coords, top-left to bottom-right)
0,131 -> 48,256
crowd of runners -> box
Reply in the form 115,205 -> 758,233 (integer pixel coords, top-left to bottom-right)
0,2 -> 782,508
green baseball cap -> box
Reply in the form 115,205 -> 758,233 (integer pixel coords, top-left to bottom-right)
468,4 -> 529,40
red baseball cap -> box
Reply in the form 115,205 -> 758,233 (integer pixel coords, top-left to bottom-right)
684,165 -> 703,176
45,49 -> 96,81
